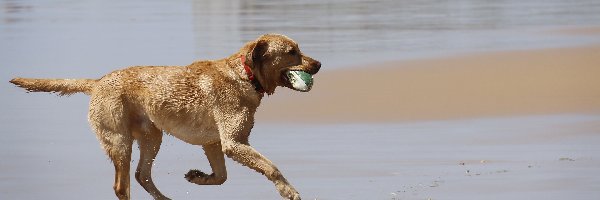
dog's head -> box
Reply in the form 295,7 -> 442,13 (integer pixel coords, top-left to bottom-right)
243,34 -> 321,95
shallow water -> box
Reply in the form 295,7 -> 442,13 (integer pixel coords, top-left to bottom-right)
2,0 -> 600,72
2,1 -> 600,199
1,114 -> 599,199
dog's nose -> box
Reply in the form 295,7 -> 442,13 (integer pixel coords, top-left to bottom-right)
312,60 -> 321,74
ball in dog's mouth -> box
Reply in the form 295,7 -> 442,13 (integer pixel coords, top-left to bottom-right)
286,70 -> 313,92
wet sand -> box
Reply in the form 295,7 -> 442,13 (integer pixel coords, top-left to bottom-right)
2,45 -> 600,200
257,45 -> 600,122
3,1 -> 600,199
1,115 -> 598,200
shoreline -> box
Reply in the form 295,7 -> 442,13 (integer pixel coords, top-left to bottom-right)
257,44 -> 600,123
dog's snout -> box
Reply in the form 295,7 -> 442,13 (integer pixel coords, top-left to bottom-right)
302,56 -> 321,74
310,60 -> 321,74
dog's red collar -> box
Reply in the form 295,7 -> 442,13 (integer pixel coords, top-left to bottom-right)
240,55 -> 265,94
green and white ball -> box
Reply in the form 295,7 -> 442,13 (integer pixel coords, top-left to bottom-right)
286,70 -> 313,92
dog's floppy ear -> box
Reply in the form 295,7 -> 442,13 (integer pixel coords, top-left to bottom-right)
247,39 -> 269,69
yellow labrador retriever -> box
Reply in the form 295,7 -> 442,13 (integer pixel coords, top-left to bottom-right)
10,34 -> 321,200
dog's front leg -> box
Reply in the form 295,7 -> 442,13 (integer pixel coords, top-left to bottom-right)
222,140 -> 300,200
185,142 -> 227,185
216,112 -> 300,200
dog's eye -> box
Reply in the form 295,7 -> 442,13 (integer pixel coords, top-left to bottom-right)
288,49 -> 297,55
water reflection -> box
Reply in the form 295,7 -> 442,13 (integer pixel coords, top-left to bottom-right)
1,0 -> 600,70
2,0 -> 33,23
191,0 -> 600,67
1,2 -> 600,199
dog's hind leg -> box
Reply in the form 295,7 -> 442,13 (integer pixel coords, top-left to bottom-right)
93,127 -> 133,200
134,124 -> 170,200
110,136 -> 133,200
89,96 -> 134,200
185,142 -> 227,185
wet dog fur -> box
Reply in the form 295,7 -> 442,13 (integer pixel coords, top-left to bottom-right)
10,34 -> 321,200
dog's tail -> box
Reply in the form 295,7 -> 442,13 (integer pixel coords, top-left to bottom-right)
9,77 -> 97,96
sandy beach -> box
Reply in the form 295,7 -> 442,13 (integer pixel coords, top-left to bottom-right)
258,45 -> 600,122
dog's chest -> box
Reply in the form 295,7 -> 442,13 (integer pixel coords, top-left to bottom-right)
155,114 -> 221,145
140,66 -> 260,145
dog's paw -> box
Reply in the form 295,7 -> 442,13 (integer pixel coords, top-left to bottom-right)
288,193 -> 301,200
185,169 -> 222,185
184,169 -> 211,182
276,183 -> 301,200
285,192 -> 301,200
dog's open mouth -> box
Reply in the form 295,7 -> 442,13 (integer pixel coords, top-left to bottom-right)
282,70 -> 313,92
